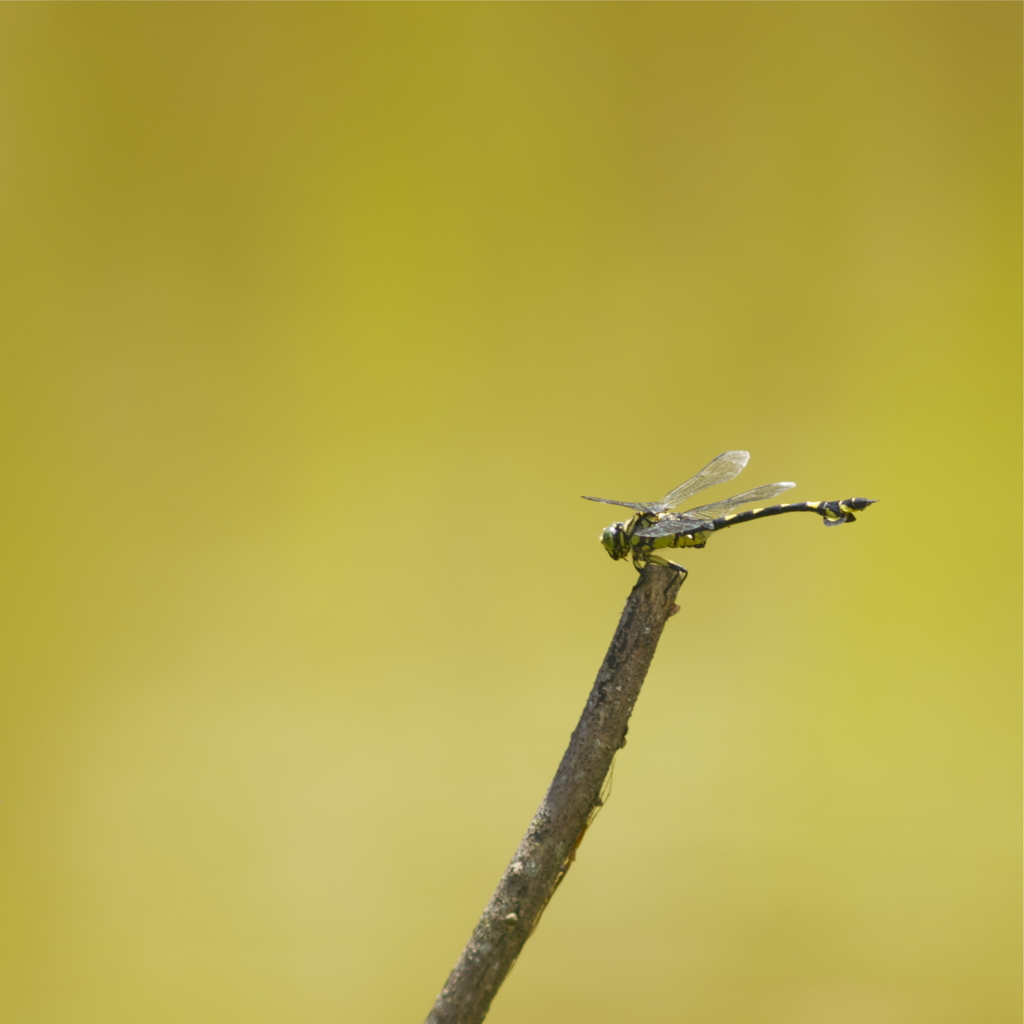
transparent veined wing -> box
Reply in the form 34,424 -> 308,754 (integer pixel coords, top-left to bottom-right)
583,451 -> 751,515
632,481 -> 796,537
581,496 -> 659,513
630,513 -> 715,538
651,450 -> 750,513
679,481 -> 796,520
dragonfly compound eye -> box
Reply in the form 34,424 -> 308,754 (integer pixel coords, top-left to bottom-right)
601,524 -> 627,560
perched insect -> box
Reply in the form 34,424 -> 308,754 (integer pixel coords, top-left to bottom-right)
584,451 -> 875,574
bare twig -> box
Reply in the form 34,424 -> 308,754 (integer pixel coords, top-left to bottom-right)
425,564 -> 686,1024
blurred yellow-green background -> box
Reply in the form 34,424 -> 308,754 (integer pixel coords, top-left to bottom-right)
0,5 -> 1019,1023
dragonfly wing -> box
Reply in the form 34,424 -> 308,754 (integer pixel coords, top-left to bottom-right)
651,450 -> 750,512
679,481 -> 797,521
633,514 -> 712,538
582,495 -> 657,513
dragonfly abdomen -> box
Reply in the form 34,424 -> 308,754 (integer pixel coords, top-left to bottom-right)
636,498 -> 877,555
710,498 -> 875,531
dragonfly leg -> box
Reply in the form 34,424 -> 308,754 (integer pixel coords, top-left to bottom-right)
636,553 -> 689,577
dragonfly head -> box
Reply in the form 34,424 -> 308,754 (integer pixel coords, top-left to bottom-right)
600,522 -> 631,561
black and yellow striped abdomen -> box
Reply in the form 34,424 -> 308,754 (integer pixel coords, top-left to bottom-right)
643,497 -> 876,556
710,497 -> 874,530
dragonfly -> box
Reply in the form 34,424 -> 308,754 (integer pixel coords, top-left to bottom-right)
583,451 -> 876,574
